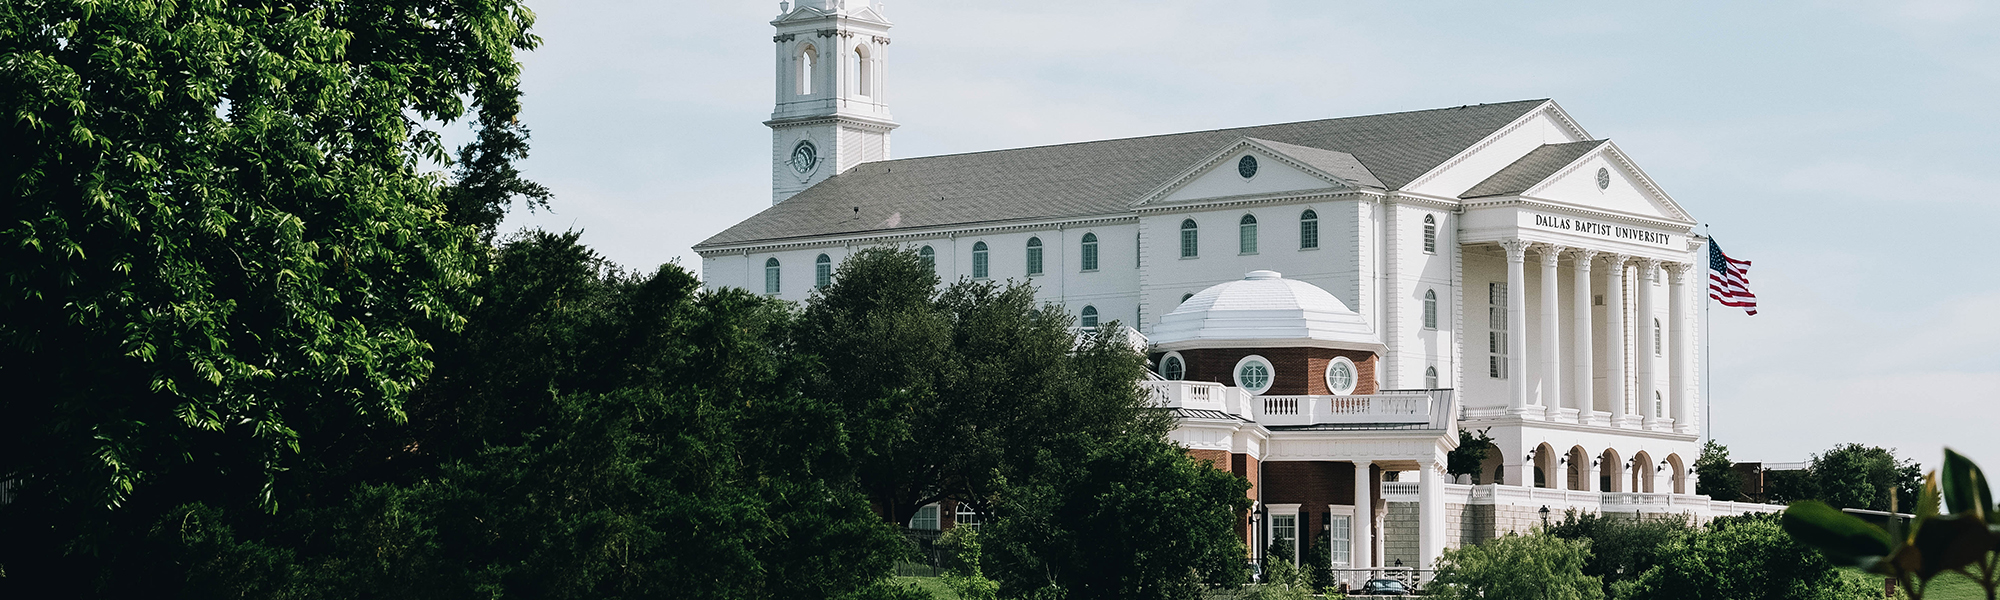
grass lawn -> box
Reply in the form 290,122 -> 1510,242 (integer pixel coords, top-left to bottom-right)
892,576 -> 960,600
1870,571 -> 1990,600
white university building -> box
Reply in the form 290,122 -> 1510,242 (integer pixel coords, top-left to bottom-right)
696,0 -> 1776,581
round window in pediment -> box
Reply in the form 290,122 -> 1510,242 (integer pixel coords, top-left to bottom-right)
1237,155 -> 1259,179
1596,167 -> 1610,190
1325,356 -> 1358,395
1234,355 -> 1274,395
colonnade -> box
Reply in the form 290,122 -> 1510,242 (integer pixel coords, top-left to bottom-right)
1497,240 -> 1696,433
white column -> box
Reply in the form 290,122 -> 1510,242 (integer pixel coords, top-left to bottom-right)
1418,461 -> 1445,570
1570,249 -> 1598,425
1604,254 -> 1629,427
1539,245 -> 1564,421
1582,454 -> 1600,492
1666,262 -> 1694,434
1353,461 -> 1374,570
1500,239 -> 1531,416
1635,258 -> 1659,429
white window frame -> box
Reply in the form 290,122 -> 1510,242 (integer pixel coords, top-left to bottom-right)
909,504 -> 940,531
1234,354 -> 1275,395
1422,289 -> 1438,330
1180,219 -> 1199,258
1080,232 -> 1099,272
1239,214 -> 1258,255
1300,209 -> 1319,250
1422,214 -> 1438,254
971,241 -> 989,279
1326,504 -> 1356,568
1324,356 -> 1358,395
1026,237 -> 1044,276
1159,351 -> 1186,381
1267,504 -> 1301,564
1080,305 -> 1099,329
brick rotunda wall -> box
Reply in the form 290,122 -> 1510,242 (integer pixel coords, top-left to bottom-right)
1162,347 -> 1378,395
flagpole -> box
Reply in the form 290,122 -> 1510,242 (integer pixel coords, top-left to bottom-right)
1703,224 -> 1713,445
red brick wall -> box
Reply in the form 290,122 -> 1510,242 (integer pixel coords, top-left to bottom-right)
1163,347 -> 1377,395
1261,461 -> 1381,560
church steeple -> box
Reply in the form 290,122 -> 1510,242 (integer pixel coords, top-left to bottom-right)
768,0 -> 898,205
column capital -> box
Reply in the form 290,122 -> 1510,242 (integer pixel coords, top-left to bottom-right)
1499,238 -> 1532,261
1662,261 -> 1692,283
1537,243 -> 1565,266
1601,252 -> 1631,269
1569,247 -> 1600,264
1634,256 -> 1659,269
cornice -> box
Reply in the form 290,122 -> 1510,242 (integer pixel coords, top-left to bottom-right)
765,114 -> 899,132
1457,416 -> 1700,443
694,214 -> 1140,256
1133,189 -> 1379,215
1382,191 -> 1462,211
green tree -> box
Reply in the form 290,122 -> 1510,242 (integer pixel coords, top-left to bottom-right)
1768,444 -> 1923,512
1621,513 -> 1876,600
1695,440 -> 1745,501
1546,510 -> 1691,593
0,0 -> 541,589
1448,428 -> 1495,481
1426,533 -> 1604,600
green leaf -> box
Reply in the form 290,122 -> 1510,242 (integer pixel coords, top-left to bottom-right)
1782,500 -> 1895,566
1941,448 -> 1993,520
1909,513 -> 1996,579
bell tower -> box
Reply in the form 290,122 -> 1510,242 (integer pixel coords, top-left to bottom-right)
768,0 -> 898,205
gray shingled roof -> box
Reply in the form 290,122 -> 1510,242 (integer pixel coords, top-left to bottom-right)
1460,140 -> 1607,199
697,100 -> 1550,250
1248,138 -> 1384,189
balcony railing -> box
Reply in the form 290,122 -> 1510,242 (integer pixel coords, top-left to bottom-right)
1143,380 -> 1456,428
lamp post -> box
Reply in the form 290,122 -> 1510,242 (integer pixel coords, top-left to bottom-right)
1539,505 -> 1551,528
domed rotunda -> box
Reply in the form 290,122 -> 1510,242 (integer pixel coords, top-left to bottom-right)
1151,271 -> 1383,397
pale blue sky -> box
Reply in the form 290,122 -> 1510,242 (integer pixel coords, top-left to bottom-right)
493,1 -> 2000,469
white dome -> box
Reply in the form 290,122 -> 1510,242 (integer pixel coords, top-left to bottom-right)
1150,271 -> 1379,351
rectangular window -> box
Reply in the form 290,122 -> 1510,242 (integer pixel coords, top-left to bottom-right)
1328,514 -> 1352,567
1301,219 -> 1319,249
956,504 -> 981,531
1489,282 -> 1508,379
1081,240 -> 1098,271
1240,223 -> 1258,255
1026,246 -> 1043,275
1181,228 -> 1198,258
1270,513 -> 1297,561
909,505 -> 940,531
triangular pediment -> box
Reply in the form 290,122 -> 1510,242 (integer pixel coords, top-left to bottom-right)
1135,138 -> 1383,206
1463,141 -> 1692,223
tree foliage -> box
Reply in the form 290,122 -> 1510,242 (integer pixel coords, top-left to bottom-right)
1695,440 -> 1744,501
0,0 -> 544,586
1447,427 -> 1495,479
1624,514 -> 1876,600
1427,532 -> 1603,600
1546,510 -> 1690,593
1768,444 -> 1923,512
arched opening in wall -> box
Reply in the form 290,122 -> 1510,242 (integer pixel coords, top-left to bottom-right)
1599,449 -> 1623,492
1479,446 -> 1505,485
1631,451 -> 1655,493
764,257 -> 782,295
1080,305 -> 1099,329
1567,446 -> 1590,491
1239,214 -> 1258,254
815,254 -> 832,289
1026,237 -> 1044,275
797,44 -> 817,95
1422,214 -> 1438,254
1533,443 -> 1556,489
1423,289 -> 1438,330
853,44 -> 872,97
1667,454 -> 1688,494
1181,293 -> 1193,304
1424,366 -> 1439,389
919,245 -> 936,272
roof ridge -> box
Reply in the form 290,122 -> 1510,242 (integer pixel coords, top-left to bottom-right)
853,99 -> 1553,165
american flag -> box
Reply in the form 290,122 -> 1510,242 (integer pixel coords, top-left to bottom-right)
1708,239 -> 1757,315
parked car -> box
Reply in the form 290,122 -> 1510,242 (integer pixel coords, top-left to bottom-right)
1357,578 -> 1412,595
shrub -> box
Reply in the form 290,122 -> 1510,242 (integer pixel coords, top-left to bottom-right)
1426,533 -> 1603,600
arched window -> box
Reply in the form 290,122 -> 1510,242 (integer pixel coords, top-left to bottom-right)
1161,353 -> 1185,380
1423,214 -> 1438,254
1026,237 -> 1044,275
815,254 -> 832,289
919,245 -> 936,272
1656,391 -> 1665,418
1425,366 -> 1439,389
1080,233 -> 1099,271
1080,305 -> 1098,329
1423,289 -> 1439,330
764,257 -> 781,295
1181,293 -> 1193,304
1300,209 -> 1319,249
797,44 -> 816,96
1654,319 -> 1663,356
1179,219 -> 1199,258
971,241 -> 989,278
853,44 -> 872,97
1239,214 -> 1258,254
